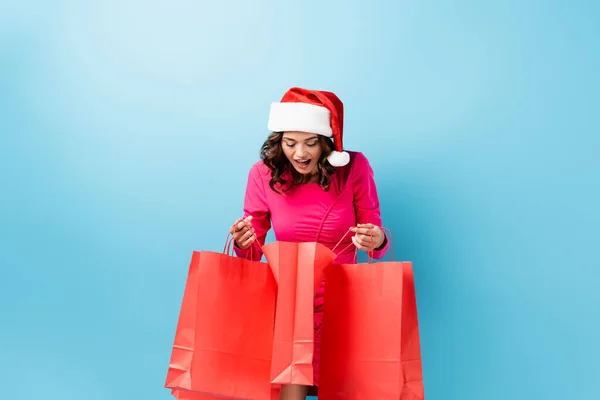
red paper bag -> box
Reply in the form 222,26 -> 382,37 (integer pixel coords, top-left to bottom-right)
170,388 -> 281,400
261,241 -> 337,386
165,241 -> 278,400
319,257 -> 424,399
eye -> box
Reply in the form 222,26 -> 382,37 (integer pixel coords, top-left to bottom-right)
307,141 -> 318,147
283,141 -> 296,148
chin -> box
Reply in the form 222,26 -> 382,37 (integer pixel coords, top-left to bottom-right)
293,166 -> 314,175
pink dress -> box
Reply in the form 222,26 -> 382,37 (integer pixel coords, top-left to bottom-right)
234,150 -> 390,386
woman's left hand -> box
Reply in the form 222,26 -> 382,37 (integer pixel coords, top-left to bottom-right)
350,223 -> 385,252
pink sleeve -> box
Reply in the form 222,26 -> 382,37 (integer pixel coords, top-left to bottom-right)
233,163 -> 271,261
351,152 -> 391,260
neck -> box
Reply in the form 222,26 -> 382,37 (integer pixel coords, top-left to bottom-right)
303,173 -> 318,184
290,168 -> 318,184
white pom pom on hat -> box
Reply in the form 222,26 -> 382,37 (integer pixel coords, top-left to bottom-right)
267,86 -> 350,167
327,150 -> 350,167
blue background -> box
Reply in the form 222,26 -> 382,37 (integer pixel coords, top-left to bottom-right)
1,1 -> 599,399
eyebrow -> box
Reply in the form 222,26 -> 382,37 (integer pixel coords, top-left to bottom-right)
282,136 -> 319,142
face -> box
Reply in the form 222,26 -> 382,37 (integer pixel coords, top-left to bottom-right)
281,131 -> 323,175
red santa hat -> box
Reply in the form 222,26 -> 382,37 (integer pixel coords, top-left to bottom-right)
267,86 -> 350,167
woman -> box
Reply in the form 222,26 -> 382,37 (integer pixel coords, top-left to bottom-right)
230,87 -> 390,400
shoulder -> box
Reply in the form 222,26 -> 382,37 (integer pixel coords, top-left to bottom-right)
347,150 -> 371,169
248,160 -> 271,178
329,151 -> 373,192
342,150 -> 374,177
246,160 -> 272,190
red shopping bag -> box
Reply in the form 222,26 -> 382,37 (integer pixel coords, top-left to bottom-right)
319,230 -> 424,400
170,388 -> 281,400
261,241 -> 337,387
165,237 -> 278,399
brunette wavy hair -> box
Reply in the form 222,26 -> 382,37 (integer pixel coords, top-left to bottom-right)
260,131 -> 336,193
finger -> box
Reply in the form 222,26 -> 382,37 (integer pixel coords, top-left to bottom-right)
236,230 -> 255,248
242,216 -> 254,230
357,234 -> 374,247
354,236 -> 371,251
235,218 -> 254,232
355,233 -> 367,245
353,227 -> 375,236
360,231 -> 378,247
356,232 -> 374,242
234,222 -> 248,233
357,237 -> 374,250
230,218 -> 243,232
233,226 -> 250,241
357,231 -> 375,241
352,236 -> 369,251
240,234 -> 256,248
357,223 -> 375,229
240,227 -> 255,241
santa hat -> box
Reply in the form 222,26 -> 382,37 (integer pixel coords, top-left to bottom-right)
267,87 -> 350,167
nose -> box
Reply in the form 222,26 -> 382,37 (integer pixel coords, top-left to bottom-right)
295,144 -> 308,158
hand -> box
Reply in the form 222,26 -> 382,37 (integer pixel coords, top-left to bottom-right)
230,216 -> 256,250
350,223 -> 385,252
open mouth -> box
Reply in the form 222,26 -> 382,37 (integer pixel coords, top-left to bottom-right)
294,159 -> 312,170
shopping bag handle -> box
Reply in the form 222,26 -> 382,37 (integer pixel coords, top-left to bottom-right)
332,226 -> 394,264
373,227 -> 394,263
223,231 -> 254,259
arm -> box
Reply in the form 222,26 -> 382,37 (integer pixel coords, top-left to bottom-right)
233,163 -> 271,261
351,152 -> 390,260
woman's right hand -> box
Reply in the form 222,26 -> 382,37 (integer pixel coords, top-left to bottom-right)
230,216 -> 256,250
